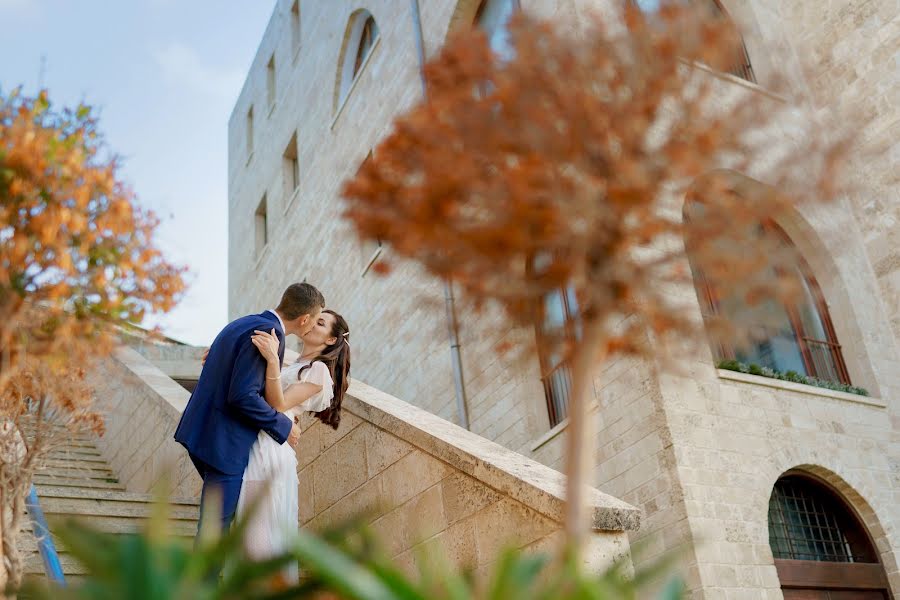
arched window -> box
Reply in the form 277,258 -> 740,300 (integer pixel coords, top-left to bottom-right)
768,475 -> 889,596
475,0 -> 516,57
690,219 -> 851,386
630,0 -> 756,83
354,15 -> 378,76
337,10 -> 380,109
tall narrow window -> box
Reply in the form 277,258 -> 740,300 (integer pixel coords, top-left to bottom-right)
530,254 -> 578,428
282,132 -> 299,204
246,106 -> 254,157
266,54 -> 276,110
354,16 -> 378,76
255,195 -> 268,258
290,1 -> 301,57
536,286 -> 577,427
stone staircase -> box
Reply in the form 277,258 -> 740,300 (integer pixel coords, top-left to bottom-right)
19,427 -> 200,583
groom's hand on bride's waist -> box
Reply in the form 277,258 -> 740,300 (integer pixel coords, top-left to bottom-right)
287,422 -> 302,448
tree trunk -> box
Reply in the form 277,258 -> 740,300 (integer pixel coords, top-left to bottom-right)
0,485 -> 20,598
563,320 -> 605,560
0,506 -> 21,597
0,487 -> 5,595
0,422 -> 28,596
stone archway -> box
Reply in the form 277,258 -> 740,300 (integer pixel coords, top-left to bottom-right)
768,470 -> 893,598
752,455 -> 900,599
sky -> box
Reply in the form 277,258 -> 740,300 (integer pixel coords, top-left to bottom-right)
0,0 -> 274,345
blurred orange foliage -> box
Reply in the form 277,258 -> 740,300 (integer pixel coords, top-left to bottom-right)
342,3 -> 854,550
0,89 -> 185,587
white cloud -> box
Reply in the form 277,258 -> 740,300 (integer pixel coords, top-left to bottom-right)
153,42 -> 243,103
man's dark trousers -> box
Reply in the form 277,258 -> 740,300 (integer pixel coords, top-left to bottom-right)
190,454 -> 243,535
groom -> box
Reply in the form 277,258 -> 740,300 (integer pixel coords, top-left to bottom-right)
174,282 -> 325,535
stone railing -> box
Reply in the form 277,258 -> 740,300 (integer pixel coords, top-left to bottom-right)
89,346 -> 202,500
130,341 -> 204,382
91,344 -> 640,573
295,378 -> 640,571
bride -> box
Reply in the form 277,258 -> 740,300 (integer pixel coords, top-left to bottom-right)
236,308 -> 350,581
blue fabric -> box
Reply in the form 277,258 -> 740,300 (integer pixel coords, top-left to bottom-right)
175,311 -> 293,476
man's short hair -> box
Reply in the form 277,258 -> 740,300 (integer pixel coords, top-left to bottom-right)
276,283 -> 325,320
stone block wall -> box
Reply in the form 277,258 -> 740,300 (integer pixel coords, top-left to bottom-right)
295,378 -> 639,574
659,365 -> 900,598
776,0 -> 900,348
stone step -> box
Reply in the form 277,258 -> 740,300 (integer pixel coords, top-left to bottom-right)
55,440 -> 100,450
24,552 -> 87,576
19,418 -> 204,584
21,514 -> 198,538
32,496 -> 200,521
35,465 -> 116,479
33,485 -> 199,507
36,443 -> 101,455
24,442 -> 100,455
32,476 -> 125,491
38,458 -> 114,469
43,453 -> 108,465
21,573 -> 88,587
20,518 -> 196,579
43,457 -> 106,468
32,473 -> 119,485
18,429 -> 98,444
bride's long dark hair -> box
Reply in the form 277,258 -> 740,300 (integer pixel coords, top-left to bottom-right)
298,309 -> 349,430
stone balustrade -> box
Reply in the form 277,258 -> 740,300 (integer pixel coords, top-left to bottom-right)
90,343 -> 640,574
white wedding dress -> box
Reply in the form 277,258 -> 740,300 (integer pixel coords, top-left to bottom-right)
235,358 -> 334,582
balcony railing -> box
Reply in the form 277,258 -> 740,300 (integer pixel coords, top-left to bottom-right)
802,337 -> 850,386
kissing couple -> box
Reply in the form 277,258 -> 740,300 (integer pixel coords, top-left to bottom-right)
174,282 -> 351,582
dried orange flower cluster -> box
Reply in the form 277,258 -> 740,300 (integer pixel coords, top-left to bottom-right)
0,89 -> 185,587
0,89 -> 185,401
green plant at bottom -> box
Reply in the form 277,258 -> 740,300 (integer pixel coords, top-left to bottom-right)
16,508 -> 684,600
15,506 -> 308,600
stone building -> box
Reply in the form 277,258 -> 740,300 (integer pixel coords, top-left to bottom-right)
227,1 -> 900,598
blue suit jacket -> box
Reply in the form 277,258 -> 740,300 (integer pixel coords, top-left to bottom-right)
174,311 -> 293,475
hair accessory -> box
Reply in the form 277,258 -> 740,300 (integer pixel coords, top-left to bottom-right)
342,331 -> 350,338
